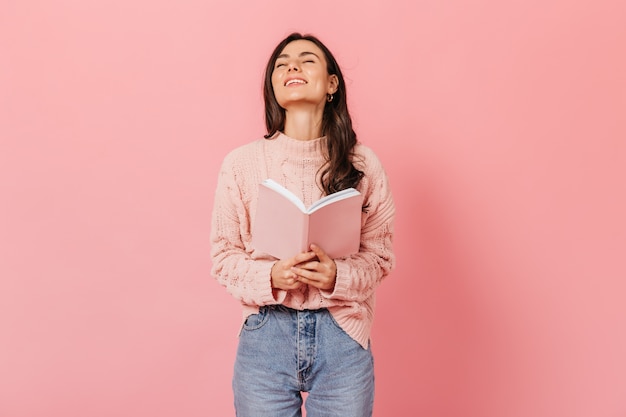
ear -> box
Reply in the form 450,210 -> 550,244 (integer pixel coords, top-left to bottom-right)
328,74 -> 339,95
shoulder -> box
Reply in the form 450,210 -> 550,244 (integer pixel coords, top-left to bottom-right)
352,142 -> 393,197
216,137 -> 269,195
218,138 -> 269,181
352,142 -> 395,229
221,138 -> 265,168
352,142 -> 386,175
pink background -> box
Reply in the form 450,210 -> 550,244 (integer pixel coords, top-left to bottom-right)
2,0 -> 625,416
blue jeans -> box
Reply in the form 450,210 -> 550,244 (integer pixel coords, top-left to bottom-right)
233,305 -> 375,417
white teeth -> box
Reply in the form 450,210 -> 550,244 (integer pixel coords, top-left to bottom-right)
285,79 -> 306,86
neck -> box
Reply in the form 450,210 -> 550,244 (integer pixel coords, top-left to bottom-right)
283,106 -> 325,141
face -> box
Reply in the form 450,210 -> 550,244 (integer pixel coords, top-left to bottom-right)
271,40 -> 338,110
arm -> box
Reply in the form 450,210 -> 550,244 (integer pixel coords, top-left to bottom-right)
323,166 -> 395,303
210,155 -> 283,306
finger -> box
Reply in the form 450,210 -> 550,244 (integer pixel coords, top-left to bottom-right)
296,274 -> 330,290
292,250 -> 317,265
276,258 -> 295,271
309,244 -> 330,262
294,260 -> 320,271
283,277 -> 303,290
296,275 -> 311,285
291,266 -> 318,281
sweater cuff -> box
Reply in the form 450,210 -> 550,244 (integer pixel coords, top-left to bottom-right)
319,260 -> 351,300
272,289 -> 288,304
252,261 -> 285,305
257,261 -> 287,304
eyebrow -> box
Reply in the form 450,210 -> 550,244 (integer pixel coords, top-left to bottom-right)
276,51 -> 320,60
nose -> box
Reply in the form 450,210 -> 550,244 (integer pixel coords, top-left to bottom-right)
288,62 -> 300,72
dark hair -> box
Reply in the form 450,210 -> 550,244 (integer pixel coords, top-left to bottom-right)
263,32 -> 364,195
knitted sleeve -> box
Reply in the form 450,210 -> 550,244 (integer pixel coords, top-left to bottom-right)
320,146 -> 396,303
210,148 -> 283,306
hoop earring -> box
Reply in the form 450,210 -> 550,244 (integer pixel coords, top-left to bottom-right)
327,94 -> 334,103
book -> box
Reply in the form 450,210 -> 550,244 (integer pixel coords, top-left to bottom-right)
252,179 -> 363,259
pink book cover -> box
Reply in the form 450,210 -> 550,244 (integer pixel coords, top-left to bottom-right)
252,179 -> 363,259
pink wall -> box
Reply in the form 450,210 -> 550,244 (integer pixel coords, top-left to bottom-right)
1,1 -> 625,416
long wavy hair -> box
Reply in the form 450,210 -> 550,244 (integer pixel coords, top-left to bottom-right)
263,33 -> 364,195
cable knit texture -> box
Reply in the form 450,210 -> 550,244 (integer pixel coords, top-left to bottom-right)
210,132 -> 395,348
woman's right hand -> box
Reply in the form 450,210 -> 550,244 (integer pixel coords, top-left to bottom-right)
270,250 -> 317,291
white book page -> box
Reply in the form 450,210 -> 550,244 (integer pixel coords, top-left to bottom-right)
261,179 -> 307,212
307,188 -> 360,213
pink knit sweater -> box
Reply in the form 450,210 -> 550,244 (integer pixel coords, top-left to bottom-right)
210,132 -> 395,348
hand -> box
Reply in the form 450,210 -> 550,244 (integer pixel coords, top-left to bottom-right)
270,250 -> 318,291
291,244 -> 337,291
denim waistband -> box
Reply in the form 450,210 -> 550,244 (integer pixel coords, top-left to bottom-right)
262,304 -> 328,314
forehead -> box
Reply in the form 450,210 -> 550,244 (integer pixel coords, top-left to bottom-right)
278,40 -> 326,59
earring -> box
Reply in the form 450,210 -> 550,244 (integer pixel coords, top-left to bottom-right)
327,94 -> 334,102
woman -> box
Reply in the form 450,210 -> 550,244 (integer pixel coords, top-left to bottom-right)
210,32 -> 395,417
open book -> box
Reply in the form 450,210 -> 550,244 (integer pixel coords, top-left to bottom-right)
252,179 -> 363,259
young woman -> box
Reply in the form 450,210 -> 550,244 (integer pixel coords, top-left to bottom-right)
210,32 -> 395,417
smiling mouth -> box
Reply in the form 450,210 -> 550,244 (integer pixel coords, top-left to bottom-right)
285,79 -> 307,86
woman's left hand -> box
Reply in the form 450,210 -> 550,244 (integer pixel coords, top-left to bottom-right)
291,244 -> 337,291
